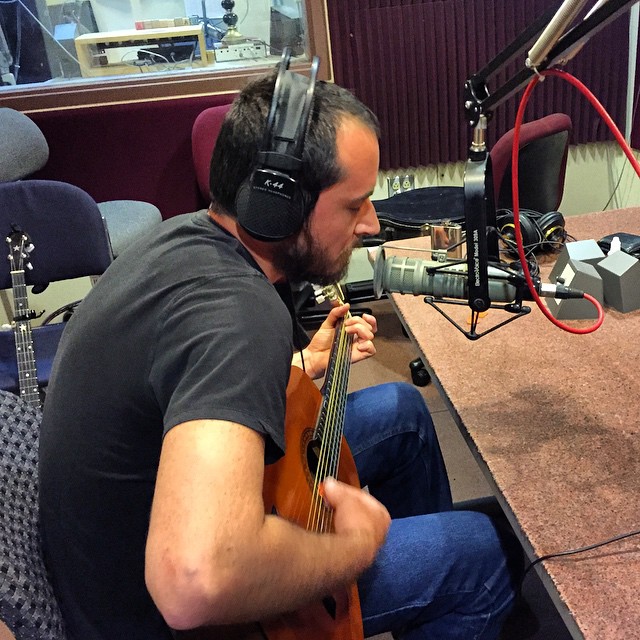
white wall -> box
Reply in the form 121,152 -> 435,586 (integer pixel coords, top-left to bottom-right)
234,0 -> 270,44
89,0 -> 270,41
373,141 -> 640,216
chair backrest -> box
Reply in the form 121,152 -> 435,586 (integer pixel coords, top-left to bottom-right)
491,113 -> 572,214
0,179 -> 113,395
191,103 -> 233,204
0,180 -> 113,291
0,109 -> 49,183
0,390 -> 67,639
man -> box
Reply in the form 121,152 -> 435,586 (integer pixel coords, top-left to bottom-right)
39,68 -> 519,639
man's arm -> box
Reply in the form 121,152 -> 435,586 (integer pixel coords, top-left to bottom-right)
145,419 -> 389,631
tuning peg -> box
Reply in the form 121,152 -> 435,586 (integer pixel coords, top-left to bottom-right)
311,283 -> 327,305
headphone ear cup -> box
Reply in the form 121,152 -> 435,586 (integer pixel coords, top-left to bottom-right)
236,170 -> 308,241
497,209 -> 542,256
234,52 -> 320,242
536,211 -> 566,251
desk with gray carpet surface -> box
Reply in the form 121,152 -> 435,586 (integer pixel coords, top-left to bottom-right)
385,207 -> 640,640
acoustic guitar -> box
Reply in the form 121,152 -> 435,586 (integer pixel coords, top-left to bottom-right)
180,284 -> 364,640
6,228 -> 41,409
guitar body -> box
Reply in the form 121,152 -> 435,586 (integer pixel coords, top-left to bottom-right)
179,367 -> 364,640
260,366 -> 363,640
181,287 -> 363,640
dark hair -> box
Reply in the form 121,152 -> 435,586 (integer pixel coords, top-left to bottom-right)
208,70 -> 380,217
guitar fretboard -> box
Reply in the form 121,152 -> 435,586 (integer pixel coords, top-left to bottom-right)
14,320 -> 39,406
10,266 -> 40,408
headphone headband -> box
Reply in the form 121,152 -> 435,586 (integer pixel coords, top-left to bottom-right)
257,51 -> 319,174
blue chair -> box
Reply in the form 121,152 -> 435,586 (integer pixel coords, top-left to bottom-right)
0,180 -> 113,395
0,107 -> 162,258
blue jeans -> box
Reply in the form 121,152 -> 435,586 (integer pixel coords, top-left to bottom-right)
344,382 -> 520,640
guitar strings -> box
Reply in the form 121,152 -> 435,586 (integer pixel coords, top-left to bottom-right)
309,323 -> 347,532
307,314 -> 353,534
325,329 -> 351,533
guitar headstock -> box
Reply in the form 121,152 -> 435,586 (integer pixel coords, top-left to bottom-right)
6,228 -> 34,274
312,283 -> 346,306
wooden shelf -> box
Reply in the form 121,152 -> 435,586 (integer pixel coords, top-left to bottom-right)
75,26 -> 211,78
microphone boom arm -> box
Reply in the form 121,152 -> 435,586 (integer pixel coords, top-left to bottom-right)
464,0 -> 637,126
462,0 -> 637,328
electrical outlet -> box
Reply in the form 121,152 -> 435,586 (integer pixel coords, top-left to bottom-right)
402,174 -> 415,192
387,173 -> 415,197
387,175 -> 402,197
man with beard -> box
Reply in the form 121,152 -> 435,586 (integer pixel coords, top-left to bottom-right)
38,69 -> 520,640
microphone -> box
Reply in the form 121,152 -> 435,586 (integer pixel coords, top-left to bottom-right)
372,249 -> 585,303
526,0 -> 590,68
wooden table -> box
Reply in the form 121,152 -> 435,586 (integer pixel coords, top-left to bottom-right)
385,208 -> 640,639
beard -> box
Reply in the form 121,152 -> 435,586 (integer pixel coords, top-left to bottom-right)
273,222 -> 357,286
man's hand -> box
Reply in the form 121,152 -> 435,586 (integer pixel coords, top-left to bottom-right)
297,304 -> 377,380
321,477 -> 390,567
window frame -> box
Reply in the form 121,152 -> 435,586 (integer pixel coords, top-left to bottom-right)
0,0 -> 332,112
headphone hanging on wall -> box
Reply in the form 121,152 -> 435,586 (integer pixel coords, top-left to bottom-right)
496,208 -> 567,257
236,48 -> 320,241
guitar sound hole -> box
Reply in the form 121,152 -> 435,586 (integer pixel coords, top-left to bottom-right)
322,595 -> 337,620
306,437 -> 321,478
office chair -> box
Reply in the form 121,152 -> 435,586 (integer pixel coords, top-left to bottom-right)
492,112 -> 572,213
191,103 -> 233,206
0,107 -> 162,257
372,113 -> 573,241
0,109 -> 49,183
0,389 -> 68,639
0,180 -> 113,394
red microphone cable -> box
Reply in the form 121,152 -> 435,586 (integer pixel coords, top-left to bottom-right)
509,68 -> 640,333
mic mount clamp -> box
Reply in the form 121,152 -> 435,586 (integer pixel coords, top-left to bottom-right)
423,260 -> 533,340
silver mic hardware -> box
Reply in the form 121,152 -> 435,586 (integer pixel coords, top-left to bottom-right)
555,0 -> 610,65
526,0 -> 590,68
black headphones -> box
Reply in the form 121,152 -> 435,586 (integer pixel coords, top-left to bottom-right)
496,208 -> 566,256
236,48 -> 320,241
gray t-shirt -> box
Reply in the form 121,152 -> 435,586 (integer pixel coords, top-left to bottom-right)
39,210 -> 294,639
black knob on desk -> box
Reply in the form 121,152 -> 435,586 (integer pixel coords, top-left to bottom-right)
409,358 -> 430,387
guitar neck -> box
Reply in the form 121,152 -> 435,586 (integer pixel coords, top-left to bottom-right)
11,269 -> 41,408
315,316 -> 353,478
